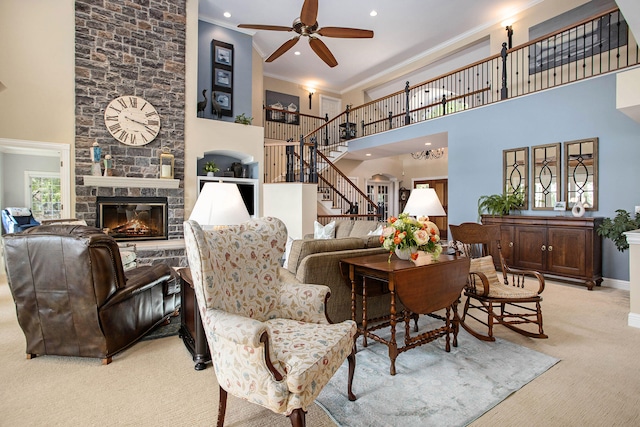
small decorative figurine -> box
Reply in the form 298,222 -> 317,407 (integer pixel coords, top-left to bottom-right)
103,154 -> 114,176
91,142 -> 102,176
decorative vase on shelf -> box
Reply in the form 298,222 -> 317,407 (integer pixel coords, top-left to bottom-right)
206,172 -> 214,177
572,200 -> 585,217
395,246 -> 417,260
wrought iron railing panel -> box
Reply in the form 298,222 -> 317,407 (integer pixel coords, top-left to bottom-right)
262,8 -> 637,222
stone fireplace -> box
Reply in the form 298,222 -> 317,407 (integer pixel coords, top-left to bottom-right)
72,0 -> 190,267
97,196 -> 168,242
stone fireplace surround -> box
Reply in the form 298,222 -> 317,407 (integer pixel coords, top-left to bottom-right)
74,0 -> 187,267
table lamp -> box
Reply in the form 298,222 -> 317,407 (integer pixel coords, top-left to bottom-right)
189,182 -> 250,229
402,188 -> 446,217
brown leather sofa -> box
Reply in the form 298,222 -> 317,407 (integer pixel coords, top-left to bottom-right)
3,224 -> 179,364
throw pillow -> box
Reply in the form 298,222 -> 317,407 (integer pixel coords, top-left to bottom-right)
313,220 -> 335,240
282,236 -> 294,268
367,224 -> 384,236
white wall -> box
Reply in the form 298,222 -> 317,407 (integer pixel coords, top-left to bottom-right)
2,153 -> 60,207
0,0 -> 75,144
0,0 -> 75,216
263,183 -> 318,239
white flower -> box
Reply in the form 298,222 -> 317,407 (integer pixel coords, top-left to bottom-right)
414,229 -> 430,245
381,226 -> 396,238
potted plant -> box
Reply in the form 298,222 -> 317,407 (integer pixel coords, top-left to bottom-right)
597,209 -> 640,252
203,161 -> 219,177
477,191 -> 525,220
234,113 -> 253,125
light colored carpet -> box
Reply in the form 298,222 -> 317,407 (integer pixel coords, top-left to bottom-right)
1,275 -> 640,426
317,322 -> 558,427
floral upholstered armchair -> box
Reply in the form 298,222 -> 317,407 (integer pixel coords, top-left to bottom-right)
183,217 -> 357,427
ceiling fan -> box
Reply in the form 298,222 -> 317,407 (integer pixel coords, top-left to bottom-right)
237,0 -> 373,67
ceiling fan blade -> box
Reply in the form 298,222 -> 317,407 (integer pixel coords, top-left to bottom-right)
317,27 -> 374,38
309,37 -> 338,67
300,0 -> 318,27
237,24 -> 293,32
266,36 -> 300,62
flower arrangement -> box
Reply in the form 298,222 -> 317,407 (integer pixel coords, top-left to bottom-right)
380,213 -> 442,262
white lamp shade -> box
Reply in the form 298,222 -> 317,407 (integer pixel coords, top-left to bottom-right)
189,182 -> 250,226
402,188 -> 446,217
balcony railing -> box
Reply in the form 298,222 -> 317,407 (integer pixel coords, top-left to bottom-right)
264,7 -> 637,151
262,7 -> 638,223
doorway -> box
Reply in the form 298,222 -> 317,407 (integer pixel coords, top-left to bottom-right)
0,138 -> 71,220
366,180 -> 392,220
319,95 -> 341,122
413,178 -> 448,240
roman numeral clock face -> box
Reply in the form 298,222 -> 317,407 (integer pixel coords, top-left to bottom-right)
104,96 -> 160,146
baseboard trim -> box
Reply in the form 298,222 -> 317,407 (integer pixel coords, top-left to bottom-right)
628,312 -> 640,329
601,277 -> 629,291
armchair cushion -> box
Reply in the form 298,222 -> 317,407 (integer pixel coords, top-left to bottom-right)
265,318 -> 356,400
470,256 -> 538,298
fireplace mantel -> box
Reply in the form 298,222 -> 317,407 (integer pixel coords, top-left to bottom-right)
82,176 -> 180,189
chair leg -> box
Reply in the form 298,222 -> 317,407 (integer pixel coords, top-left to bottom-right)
288,408 -> 306,427
26,353 -> 37,360
537,301 -> 545,335
486,302 -> 495,340
452,301 -> 460,347
217,386 -> 227,427
101,356 -> 112,365
459,297 -> 496,342
347,345 -> 356,401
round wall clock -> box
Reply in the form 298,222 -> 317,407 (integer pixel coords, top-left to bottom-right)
104,95 -> 160,145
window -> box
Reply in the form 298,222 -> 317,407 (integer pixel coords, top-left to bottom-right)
25,171 -> 61,221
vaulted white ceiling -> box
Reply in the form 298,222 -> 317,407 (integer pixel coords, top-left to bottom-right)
199,0 -> 544,93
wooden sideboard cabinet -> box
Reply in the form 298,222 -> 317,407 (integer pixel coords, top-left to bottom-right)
481,215 -> 603,290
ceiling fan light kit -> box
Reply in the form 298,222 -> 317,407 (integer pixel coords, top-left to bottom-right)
238,0 -> 373,67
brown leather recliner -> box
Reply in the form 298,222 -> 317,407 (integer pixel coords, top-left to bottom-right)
3,224 -> 179,364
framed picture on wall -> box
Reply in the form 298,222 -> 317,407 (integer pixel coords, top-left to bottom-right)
212,40 -> 234,117
214,91 -> 232,113
214,68 -> 232,88
265,90 -> 300,125
214,44 -> 233,66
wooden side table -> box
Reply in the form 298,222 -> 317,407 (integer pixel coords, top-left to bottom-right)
340,253 -> 470,375
177,267 -> 211,370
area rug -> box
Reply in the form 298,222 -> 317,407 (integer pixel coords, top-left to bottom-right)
141,315 -> 181,341
316,319 -> 559,427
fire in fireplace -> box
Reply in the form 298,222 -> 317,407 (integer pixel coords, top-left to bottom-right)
97,196 -> 168,241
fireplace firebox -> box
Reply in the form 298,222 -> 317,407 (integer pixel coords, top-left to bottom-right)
97,196 -> 168,241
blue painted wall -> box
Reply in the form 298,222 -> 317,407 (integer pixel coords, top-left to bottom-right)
197,21 -> 252,121
352,73 -> 640,281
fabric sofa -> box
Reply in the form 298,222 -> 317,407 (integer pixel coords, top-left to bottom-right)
280,220 -> 398,324
304,219 -> 383,248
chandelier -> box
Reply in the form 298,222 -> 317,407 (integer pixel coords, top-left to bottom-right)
411,148 -> 445,160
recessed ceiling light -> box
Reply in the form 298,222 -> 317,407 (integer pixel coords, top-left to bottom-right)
366,153 -> 372,156
294,51 -> 301,55
223,12 -> 231,18
425,142 -> 432,146
370,10 -> 377,17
